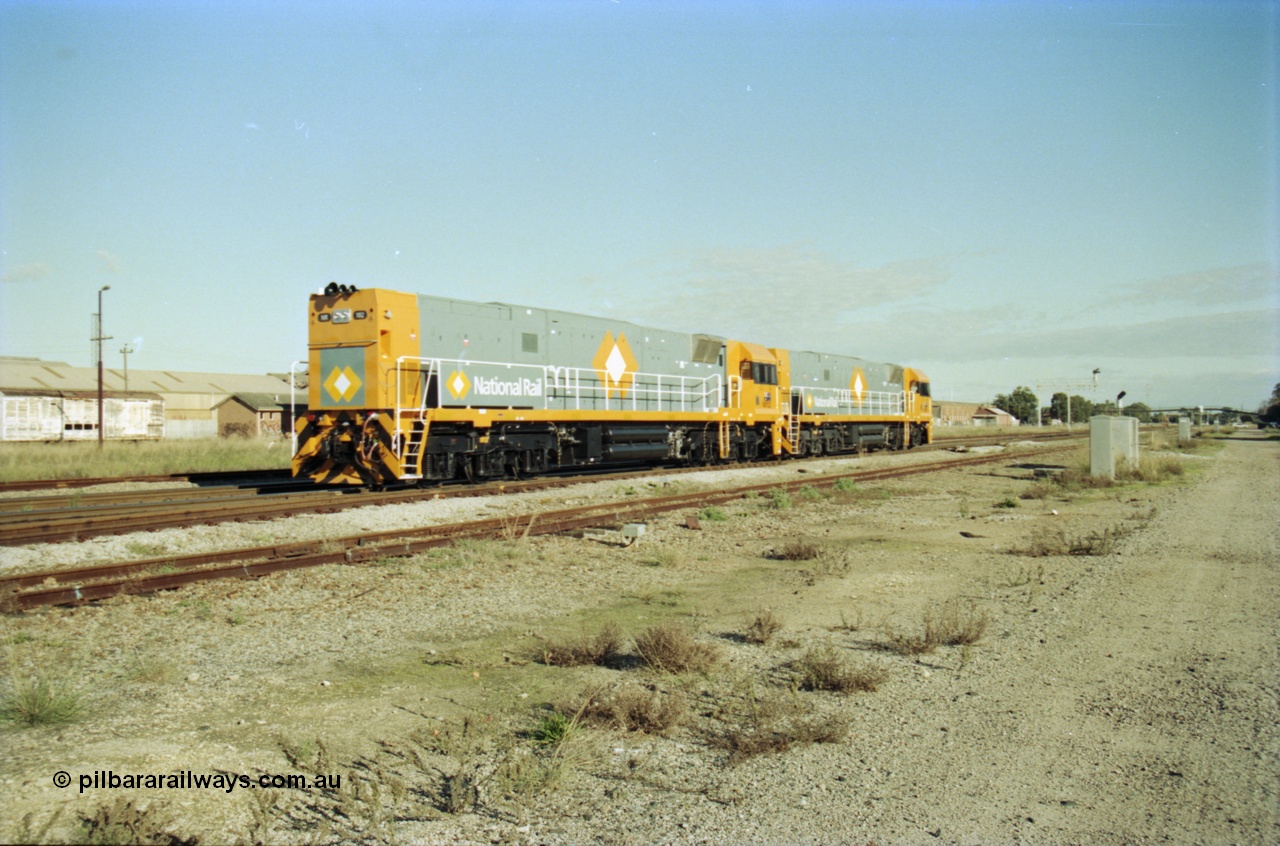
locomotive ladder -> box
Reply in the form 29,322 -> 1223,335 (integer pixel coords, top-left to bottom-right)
717,418 -> 730,459
395,359 -> 436,480
788,413 -> 800,452
401,424 -> 426,479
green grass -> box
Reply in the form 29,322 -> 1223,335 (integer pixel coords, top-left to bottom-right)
0,676 -> 84,727
766,488 -> 794,510
0,438 -> 292,482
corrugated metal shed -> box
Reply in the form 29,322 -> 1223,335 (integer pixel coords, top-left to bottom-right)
0,357 -> 302,440
0,357 -> 296,396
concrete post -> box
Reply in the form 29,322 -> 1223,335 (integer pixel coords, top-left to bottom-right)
1090,415 -> 1140,479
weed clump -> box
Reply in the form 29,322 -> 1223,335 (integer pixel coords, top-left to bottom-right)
634,623 -> 721,674
540,622 -> 624,667
79,797 -> 194,846
886,600 -> 991,655
743,609 -> 784,645
578,683 -> 687,733
1117,455 -> 1186,483
639,549 -> 683,568
767,488 -> 794,510
1018,526 -> 1126,557
794,642 -> 888,693
529,711 -> 577,747
712,712 -> 850,766
796,484 -> 828,501
0,676 -> 83,727
698,506 -> 728,522
774,538 -> 821,561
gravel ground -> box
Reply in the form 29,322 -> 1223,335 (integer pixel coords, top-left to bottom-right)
1,433 -> 1276,845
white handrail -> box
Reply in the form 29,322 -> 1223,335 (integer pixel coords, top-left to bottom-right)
791,386 -> 906,416
394,356 -> 723,414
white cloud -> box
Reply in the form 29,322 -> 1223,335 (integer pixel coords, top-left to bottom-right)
95,250 -> 123,273
1,262 -> 52,283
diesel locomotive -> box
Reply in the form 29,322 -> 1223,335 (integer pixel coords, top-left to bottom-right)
292,284 -> 931,486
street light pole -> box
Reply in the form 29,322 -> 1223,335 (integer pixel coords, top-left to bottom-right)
95,285 -> 112,447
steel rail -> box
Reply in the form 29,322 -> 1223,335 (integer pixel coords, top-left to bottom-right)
0,430 -> 1070,494
0,432 -> 1081,547
0,444 -> 1076,611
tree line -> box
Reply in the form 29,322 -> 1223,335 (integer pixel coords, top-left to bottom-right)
987,384 -> 1280,426
990,386 -> 1152,425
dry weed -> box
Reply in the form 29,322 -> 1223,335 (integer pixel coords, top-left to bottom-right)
743,609 -> 784,644
795,642 -> 888,693
774,538 -> 821,561
540,622 -> 624,667
886,600 -> 991,655
712,713 -> 850,766
578,682 -> 687,733
634,622 -> 721,674
1017,527 -> 1126,557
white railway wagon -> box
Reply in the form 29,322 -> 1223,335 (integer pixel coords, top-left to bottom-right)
0,391 -> 165,442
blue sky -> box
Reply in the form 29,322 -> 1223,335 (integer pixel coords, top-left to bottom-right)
1,0 -> 1276,410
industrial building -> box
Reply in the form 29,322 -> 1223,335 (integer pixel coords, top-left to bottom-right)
0,356 -> 305,441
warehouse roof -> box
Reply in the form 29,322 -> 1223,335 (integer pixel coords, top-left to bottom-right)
213,392 -> 303,412
0,357 -> 299,396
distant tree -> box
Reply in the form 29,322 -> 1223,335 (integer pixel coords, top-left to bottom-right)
1048,392 -> 1070,423
1258,384 -> 1280,425
1124,402 -> 1151,423
1067,395 -> 1094,423
991,386 -> 1038,426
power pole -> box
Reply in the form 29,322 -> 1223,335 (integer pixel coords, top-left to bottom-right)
1035,369 -> 1100,432
93,285 -> 112,447
120,343 -> 135,393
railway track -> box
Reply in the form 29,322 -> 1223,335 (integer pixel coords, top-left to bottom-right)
0,443 -> 1078,611
0,430 -> 1043,495
0,432 -> 1080,547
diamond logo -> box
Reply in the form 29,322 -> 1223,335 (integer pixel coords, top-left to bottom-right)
323,365 -> 363,403
604,344 -> 627,384
446,369 -> 472,400
850,368 -> 866,405
592,332 -> 637,398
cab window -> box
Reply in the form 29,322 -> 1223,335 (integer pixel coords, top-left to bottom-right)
751,363 -> 777,385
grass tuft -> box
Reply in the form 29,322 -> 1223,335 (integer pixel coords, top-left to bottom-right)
766,488 -> 794,510
743,609 -> 784,645
713,713 -> 850,766
540,622 -> 624,667
634,622 -> 721,674
774,538 -> 821,561
578,683 -> 687,733
794,642 -> 888,693
1017,526 -> 1126,557
0,676 -> 84,727
886,600 -> 991,655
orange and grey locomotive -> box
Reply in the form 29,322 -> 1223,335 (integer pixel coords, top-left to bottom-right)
292,284 -> 931,486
